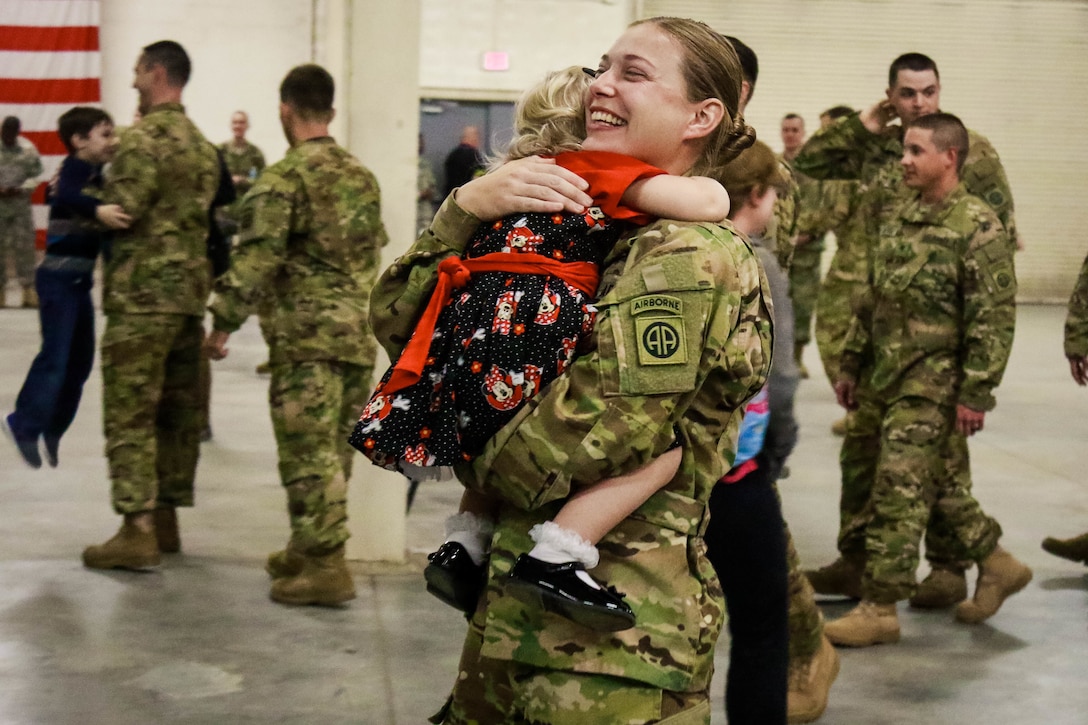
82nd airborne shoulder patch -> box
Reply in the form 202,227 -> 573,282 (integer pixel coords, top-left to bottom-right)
631,294 -> 687,366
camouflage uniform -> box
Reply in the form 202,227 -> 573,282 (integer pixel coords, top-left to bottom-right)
839,185 -> 1015,602
370,198 -> 773,724
217,139 -> 266,232
0,136 -> 43,293
793,112 -> 1018,568
99,102 -> 220,513
809,179 -> 861,384
1064,249 -> 1088,359
769,158 -> 799,273
209,137 -> 387,555
417,155 -> 437,235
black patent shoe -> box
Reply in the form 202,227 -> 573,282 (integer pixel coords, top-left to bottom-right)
505,554 -> 636,632
424,542 -> 486,613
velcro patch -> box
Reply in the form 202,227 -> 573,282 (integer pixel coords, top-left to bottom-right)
635,316 -> 686,365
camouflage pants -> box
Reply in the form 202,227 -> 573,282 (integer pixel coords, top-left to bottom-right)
0,196 -> 36,289
435,615 -> 711,725
101,313 -> 203,513
845,392 -> 1001,603
268,360 -> 373,554
787,240 -> 823,348
785,518 -> 823,662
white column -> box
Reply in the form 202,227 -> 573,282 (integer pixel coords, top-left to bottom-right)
319,0 -> 422,562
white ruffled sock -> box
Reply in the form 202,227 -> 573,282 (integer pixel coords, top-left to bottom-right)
443,512 -> 495,566
528,521 -> 602,590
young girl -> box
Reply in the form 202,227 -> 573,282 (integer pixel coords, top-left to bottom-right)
349,66 -> 729,631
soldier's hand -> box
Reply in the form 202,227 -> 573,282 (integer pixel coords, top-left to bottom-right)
1069,355 -> 1088,386
96,204 -> 132,230
204,330 -> 231,360
834,379 -> 858,410
454,156 -> 593,221
859,99 -> 897,134
956,405 -> 985,436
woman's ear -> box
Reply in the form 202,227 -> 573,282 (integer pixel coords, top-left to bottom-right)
684,98 -> 725,142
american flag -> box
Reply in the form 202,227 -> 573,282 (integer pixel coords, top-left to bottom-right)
0,0 -> 102,249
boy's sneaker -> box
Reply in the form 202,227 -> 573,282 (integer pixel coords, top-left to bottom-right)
423,541 -> 486,614
41,435 -> 60,468
505,554 -> 636,632
2,414 -> 42,469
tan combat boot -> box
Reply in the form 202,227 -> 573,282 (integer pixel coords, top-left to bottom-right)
794,342 -> 810,379
82,513 -> 161,570
270,545 -> 356,606
909,565 -> 967,608
803,553 -> 864,599
153,507 -> 180,553
955,546 -> 1032,624
21,286 -> 38,309
266,542 -> 306,579
824,601 -> 900,647
830,416 -> 848,436
787,634 -> 840,724
1041,532 -> 1088,564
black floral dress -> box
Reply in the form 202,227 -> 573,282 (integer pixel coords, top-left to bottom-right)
350,151 -> 663,475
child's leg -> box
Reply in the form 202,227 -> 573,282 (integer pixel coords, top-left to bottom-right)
442,488 -> 499,566
528,447 -> 682,569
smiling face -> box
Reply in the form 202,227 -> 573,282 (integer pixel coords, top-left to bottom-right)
74,121 -> 119,164
901,126 -> 953,193
887,69 -> 940,125
582,23 -> 707,174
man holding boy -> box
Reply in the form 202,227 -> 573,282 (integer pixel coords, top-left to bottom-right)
83,40 -> 221,570
2,108 -> 129,469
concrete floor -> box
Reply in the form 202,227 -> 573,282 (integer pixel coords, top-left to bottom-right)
0,299 -> 1086,725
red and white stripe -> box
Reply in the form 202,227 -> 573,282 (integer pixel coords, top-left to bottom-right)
0,0 -> 101,248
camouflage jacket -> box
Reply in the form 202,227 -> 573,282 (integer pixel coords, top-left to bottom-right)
0,137 -> 43,192
101,103 -> 220,316
370,197 -> 774,692
1065,250 -> 1088,358
842,185 -> 1016,412
793,112 -> 1017,284
218,139 -> 266,200
210,137 -> 388,365
770,156 -> 800,271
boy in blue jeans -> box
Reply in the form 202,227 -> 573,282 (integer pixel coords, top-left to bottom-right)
2,107 -> 130,468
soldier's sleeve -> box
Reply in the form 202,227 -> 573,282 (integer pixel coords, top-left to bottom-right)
963,134 -> 1018,245
208,171 -> 294,332
960,209 -> 1017,411
772,164 -> 800,270
20,141 -> 43,189
792,113 -> 880,182
369,194 -> 479,358
795,178 -> 855,239
102,129 -> 158,221
459,226 -> 736,510
1064,249 -> 1088,358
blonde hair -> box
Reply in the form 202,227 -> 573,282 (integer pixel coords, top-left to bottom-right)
499,66 -> 590,166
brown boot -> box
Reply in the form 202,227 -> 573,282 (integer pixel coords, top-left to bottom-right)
824,600 -> 900,647
909,565 -> 967,608
794,342 -> 810,379
153,508 -> 180,553
266,543 -> 306,579
269,545 -> 356,606
803,553 -> 864,599
787,634 -> 840,724
255,361 -> 271,375
1041,532 -> 1088,564
83,514 -> 161,570
830,416 -> 848,436
21,286 -> 38,309
955,546 -> 1032,624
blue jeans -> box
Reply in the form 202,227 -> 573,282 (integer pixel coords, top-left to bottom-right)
10,263 -> 96,442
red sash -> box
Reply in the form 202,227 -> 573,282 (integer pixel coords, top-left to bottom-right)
381,252 -> 600,396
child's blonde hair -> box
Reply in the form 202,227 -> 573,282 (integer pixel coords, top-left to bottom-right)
500,66 -> 591,165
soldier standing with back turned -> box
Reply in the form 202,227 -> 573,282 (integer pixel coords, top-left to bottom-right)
206,64 -> 388,606
83,40 -> 220,570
